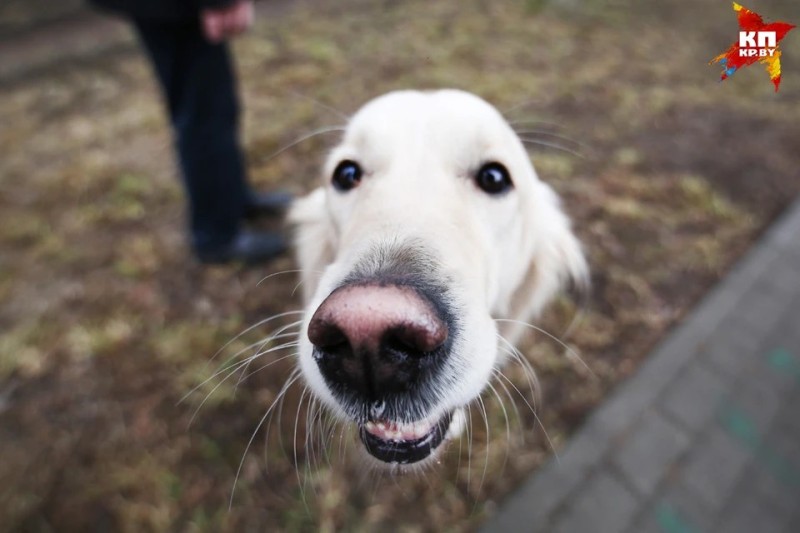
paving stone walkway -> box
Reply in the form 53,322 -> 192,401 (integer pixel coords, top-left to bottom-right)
483,197 -> 800,533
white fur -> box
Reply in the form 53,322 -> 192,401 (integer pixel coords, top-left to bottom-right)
289,89 -> 588,441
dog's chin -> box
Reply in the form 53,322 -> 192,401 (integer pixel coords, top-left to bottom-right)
356,407 -> 466,467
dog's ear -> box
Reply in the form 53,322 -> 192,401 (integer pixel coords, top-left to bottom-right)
502,181 -> 589,343
533,182 -> 589,300
288,187 -> 337,303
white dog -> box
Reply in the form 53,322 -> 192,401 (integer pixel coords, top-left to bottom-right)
289,89 -> 587,467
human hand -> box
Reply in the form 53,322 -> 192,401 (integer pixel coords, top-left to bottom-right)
201,0 -> 254,43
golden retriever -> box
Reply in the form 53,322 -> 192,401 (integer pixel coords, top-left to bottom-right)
288,89 -> 587,467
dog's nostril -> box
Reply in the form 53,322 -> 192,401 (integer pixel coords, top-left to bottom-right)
384,324 -> 447,357
307,321 -> 347,351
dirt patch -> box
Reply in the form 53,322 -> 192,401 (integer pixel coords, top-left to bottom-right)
630,105 -> 800,219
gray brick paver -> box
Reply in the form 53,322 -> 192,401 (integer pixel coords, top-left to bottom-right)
760,254 -> 800,297
611,411 -> 691,497
622,517 -> 664,533
702,320 -> 763,377
550,471 -> 640,533
651,483 -> 717,533
739,463 -> 800,518
736,292 -> 785,335
715,486 -> 793,533
679,428 -> 751,513
660,361 -> 728,433
727,377 -> 784,434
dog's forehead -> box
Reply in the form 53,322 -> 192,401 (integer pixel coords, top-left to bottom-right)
344,90 -> 513,151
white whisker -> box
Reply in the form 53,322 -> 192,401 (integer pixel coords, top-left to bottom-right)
486,380 -> 511,473
265,365 -> 302,467
231,368 -> 302,508
495,371 -> 560,464
508,118 -> 566,130
518,136 -> 585,158
492,367 -> 523,433
286,90 -> 352,122
495,318 -> 595,378
294,386 -> 312,514
260,125 -> 346,165
203,310 -> 305,370
476,395 -> 491,501
237,349 -> 297,383
256,269 -> 324,287
497,333 -> 541,408
501,98 -> 549,116
466,403 -> 473,490
514,129 -> 592,153
187,339 -> 301,426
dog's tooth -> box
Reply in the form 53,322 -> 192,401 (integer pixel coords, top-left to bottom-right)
377,422 -> 386,431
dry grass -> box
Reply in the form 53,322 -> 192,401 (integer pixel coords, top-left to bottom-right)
1,0 -> 799,530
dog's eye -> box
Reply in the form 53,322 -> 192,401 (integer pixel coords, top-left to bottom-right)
475,162 -> 513,195
332,160 -> 363,191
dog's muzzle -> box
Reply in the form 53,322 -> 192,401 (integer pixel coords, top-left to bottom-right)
307,282 -> 454,464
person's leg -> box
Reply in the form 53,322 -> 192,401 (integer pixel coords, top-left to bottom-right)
133,18 -> 248,254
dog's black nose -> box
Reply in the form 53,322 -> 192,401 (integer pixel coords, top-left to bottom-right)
308,283 -> 448,398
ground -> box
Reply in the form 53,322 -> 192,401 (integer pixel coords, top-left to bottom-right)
0,0 -> 799,531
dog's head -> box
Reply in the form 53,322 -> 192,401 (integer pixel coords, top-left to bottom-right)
290,90 -> 587,467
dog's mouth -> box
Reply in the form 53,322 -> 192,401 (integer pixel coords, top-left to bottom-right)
358,410 -> 455,465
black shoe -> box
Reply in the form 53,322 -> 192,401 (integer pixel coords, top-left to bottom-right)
243,190 -> 293,220
195,231 -> 288,265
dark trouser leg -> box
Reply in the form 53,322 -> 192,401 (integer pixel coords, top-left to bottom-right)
132,18 -> 248,253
